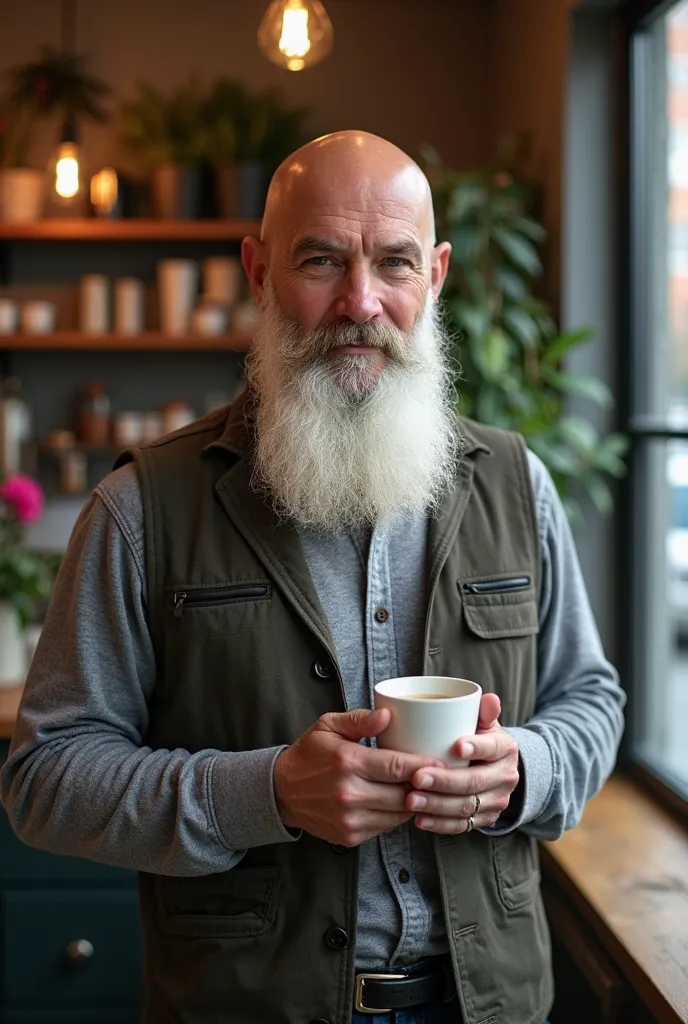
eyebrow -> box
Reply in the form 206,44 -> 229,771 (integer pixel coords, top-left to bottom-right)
292,236 -> 424,265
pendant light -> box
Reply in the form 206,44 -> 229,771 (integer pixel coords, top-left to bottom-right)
257,0 -> 334,72
48,0 -> 84,207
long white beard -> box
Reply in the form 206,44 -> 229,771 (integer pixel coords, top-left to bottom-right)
244,285 -> 461,532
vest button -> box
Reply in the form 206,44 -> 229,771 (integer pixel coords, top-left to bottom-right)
324,926 -> 349,950
330,843 -> 351,855
374,606 -> 390,623
313,659 -> 335,679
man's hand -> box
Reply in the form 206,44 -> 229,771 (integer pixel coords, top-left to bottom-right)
404,694 -> 520,834
273,708 -> 444,847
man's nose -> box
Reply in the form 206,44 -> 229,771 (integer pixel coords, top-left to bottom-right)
332,268 -> 383,324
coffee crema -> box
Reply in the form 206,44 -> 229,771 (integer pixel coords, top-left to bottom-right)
403,693 -> 448,700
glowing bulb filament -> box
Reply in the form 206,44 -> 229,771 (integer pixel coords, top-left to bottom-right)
55,144 -> 80,199
279,6 -> 311,60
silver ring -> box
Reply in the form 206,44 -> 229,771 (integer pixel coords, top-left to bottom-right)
474,794 -> 481,816
466,816 -> 475,833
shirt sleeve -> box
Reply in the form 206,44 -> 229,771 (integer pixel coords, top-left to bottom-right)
0,465 -> 299,876
484,450 -> 626,840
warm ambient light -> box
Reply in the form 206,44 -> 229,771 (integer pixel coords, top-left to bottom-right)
53,141 -> 81,200
258,0 -> 334,72
90,167 -> 118,216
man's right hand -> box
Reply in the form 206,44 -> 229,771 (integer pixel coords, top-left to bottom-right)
272,708 -> 444,847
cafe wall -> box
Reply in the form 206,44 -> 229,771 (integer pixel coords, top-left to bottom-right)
0,0 -> 493,176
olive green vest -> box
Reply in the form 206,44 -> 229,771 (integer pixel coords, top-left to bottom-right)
116,395 -> 553,1024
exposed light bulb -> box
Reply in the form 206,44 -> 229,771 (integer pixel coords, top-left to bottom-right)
258,0 -> 334,72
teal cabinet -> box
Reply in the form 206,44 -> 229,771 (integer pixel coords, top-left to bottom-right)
0,742 -> 142,1022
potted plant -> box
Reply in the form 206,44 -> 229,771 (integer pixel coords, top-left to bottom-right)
204,80 -> 309,218
422,138 -> 628,523
0,46 -> 111,223
0,474 -> 57,687
119,78 -> 209,219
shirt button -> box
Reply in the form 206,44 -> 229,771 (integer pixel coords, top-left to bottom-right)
324,927 -> 349,950
313,659 -> 335,679
398,868 -> 410,884
330,843 -> 351,855
374,606 -> 390,623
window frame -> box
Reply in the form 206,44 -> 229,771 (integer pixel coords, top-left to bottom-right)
620,0 -> 688,816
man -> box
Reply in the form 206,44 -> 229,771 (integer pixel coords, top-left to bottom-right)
0,131 -> 624,1024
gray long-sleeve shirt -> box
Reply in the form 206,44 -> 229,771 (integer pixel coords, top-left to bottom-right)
0,449 -> 625,970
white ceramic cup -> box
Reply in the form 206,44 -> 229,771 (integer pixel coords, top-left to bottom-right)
0,297 -> 18,333
374,676 -> 482,767
192,300 -> 227,336
21,300 -> 56,335
157,259 -> 199,335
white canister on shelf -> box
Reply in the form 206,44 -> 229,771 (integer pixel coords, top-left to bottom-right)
142,412 -> 163,443
114,412 -> 144,447
114,277 -> 145,335
157,259 -> 199,336
79,275 -> 110,334
161,400 -> 195,435
192,299 -> 227,336
203,257 -> 242,306
0,602 -> 26,688
0,298 -> 18,334
21,300 -> 55,335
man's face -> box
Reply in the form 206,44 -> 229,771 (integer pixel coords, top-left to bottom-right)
243,167 -> 451,398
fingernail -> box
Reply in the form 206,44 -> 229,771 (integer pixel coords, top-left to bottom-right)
417,774 -> 433,790
461,743 -> 475,758
409,794 -> 428,810
417,817 -> 434,830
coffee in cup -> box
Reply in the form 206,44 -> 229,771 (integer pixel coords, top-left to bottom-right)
374,675 -> 482,766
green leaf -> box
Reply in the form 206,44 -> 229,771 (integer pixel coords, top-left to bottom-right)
545,371 -> 612,407
585,474 -> 614,516
451,301 -> 489,341
502,306 -> 539,347
448,181 -> 488,221
478,329 -> 510,380
542,328 -> 593,363
496,266 -> 527,303
450,226 -> 479,262
514,216 -> 547,243
559,416 -> 599,451
492,227 -> 542,276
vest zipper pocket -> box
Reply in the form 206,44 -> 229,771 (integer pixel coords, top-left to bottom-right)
173,584 -> 270,617
462,576 -> 531,596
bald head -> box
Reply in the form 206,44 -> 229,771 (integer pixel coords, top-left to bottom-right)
262,130 -> 435,246
241,129 -> 451,339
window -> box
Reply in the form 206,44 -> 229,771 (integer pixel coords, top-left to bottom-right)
628,0 -> 688,800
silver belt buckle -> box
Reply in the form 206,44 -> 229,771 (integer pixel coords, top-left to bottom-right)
354,972 -> 401,1014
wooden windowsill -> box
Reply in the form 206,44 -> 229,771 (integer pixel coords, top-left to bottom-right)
542,775 -> 688,1024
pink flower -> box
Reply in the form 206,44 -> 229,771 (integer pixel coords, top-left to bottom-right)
0,474 -> 44,524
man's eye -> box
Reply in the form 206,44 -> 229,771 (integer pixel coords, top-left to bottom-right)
305,256 -> 333,267
383,257 -> 409,268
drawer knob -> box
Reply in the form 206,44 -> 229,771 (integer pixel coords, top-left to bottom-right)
65,939 -> 94,963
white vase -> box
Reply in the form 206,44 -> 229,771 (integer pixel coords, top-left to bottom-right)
0,168 -> 45,223
0,602 -> 26,688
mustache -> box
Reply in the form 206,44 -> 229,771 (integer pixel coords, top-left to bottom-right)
280,317 -> 419,368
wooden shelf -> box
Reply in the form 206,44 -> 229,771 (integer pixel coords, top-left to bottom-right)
0,331 -> 251,351
0,219 -> 261,241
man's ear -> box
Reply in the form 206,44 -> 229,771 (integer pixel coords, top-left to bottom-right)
242,236 -> 268,304
430,241 -> 451,298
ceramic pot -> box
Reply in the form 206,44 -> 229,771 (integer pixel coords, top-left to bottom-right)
215,162 -> 267,218
0,168 -> 44,223
0,601 -> 26,688
151,164 -> 203,219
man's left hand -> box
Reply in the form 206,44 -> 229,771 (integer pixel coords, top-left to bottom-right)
404,693 -> 520,833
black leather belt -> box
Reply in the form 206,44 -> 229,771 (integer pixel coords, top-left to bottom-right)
354,958 -> 450,1014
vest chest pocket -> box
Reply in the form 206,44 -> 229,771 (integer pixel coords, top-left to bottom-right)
458,574 -> 539,639
172,582 -> 272,618
154,865 -> 280,938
